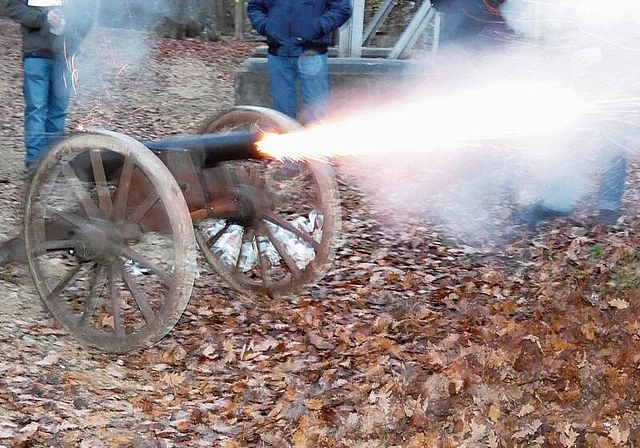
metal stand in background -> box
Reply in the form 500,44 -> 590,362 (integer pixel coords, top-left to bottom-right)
235,0 -> 245,40
233,0 -> 439,58
339,0 -> 441,59
235,0 -> 440,108
338,0 -> 366,57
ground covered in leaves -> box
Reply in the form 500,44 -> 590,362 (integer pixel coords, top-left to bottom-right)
2,17 -> 640,448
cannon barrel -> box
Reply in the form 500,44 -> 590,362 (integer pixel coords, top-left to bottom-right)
143,130 -> 265,167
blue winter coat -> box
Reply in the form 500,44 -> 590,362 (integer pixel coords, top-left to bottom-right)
247,0 -> 352,57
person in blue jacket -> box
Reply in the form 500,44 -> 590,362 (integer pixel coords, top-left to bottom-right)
247,0 -> 352,123
6,0 -> 96,172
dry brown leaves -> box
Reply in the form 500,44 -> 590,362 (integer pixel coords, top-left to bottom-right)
1,17 -> 640,448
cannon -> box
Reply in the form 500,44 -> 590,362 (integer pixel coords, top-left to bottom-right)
7,106 -> 341,353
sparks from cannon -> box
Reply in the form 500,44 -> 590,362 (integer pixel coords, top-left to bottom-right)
255,82 -> 590,162
257,0 -> 640,163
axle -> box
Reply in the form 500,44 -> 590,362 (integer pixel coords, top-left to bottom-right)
143,130 -> 265,168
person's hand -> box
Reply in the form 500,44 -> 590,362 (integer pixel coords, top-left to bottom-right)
47,9 -> 66,35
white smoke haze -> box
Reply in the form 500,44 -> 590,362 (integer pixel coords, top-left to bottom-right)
326,0 -> 640,241
67,0 -> 172,124
63,0 -> 640,242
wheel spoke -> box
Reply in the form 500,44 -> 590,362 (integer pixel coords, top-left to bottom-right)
61,161 -> 101,219
44,263 -> 84,304
234,228 -> 255,273
121,246 -> 172,286
51,210 -> 91,229
111,154 -> 135,222
79,263 -> 106,326
260,223 -> 302,278
89,149 -> 113,217
204,221 -> 231,247
255,230 -> 271,288
108,264 -> 125,338
264,211 -> 320,249
117,260 -> 156,325
125,191 -> 160,226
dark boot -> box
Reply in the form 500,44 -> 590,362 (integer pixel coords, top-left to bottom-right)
519,203 -> 571,231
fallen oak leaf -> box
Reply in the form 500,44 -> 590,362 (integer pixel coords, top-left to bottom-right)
488,404 -> 500,423
517,403 -> 535,417
162,372 -> 186,388
581,323 -> 597,341
608,423 -> 630,445
407,433 -> 438,447
559,423 -> 579,447
101,315 -> 114,329
19,422 -> 38,435
201,343 -> 218,359
267,401 -> 284,418
304,398 -> 324,410
230,379 -> 248,393
608,298 -> 629,310
512,419 -> 542,439
81,414 -> 112,428
307,330 -> 332,350
252,337 -> 279,352
547,336 -> 575,353
291,430 -> 308,448
223,339 -> 236,364
35,352 -> 58,366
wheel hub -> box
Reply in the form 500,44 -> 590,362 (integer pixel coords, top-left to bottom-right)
226,184 -> 274,228
72,219 -> 124,263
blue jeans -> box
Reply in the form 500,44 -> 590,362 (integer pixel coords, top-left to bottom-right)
597,147 -> 627,212
22,56 -> 72,168
537,143 -> 627,214
267,52 -> 330,123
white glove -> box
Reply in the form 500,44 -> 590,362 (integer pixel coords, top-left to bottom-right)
47,9 -> 66,35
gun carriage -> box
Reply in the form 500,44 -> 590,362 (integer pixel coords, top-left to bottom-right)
17,106 -> 341,353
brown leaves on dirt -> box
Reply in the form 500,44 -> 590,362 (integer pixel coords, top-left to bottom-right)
2,17 -> 640,448
5,185 -> 640,448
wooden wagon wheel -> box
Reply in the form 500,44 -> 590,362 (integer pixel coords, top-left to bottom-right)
24,130 -> 196,353
193,106 -> 342,297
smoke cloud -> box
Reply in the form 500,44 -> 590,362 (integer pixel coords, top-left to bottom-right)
64,0 -> 640,242
67,0 -> 168,122
67,0 -> 228,137
334,0 -> 640,242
